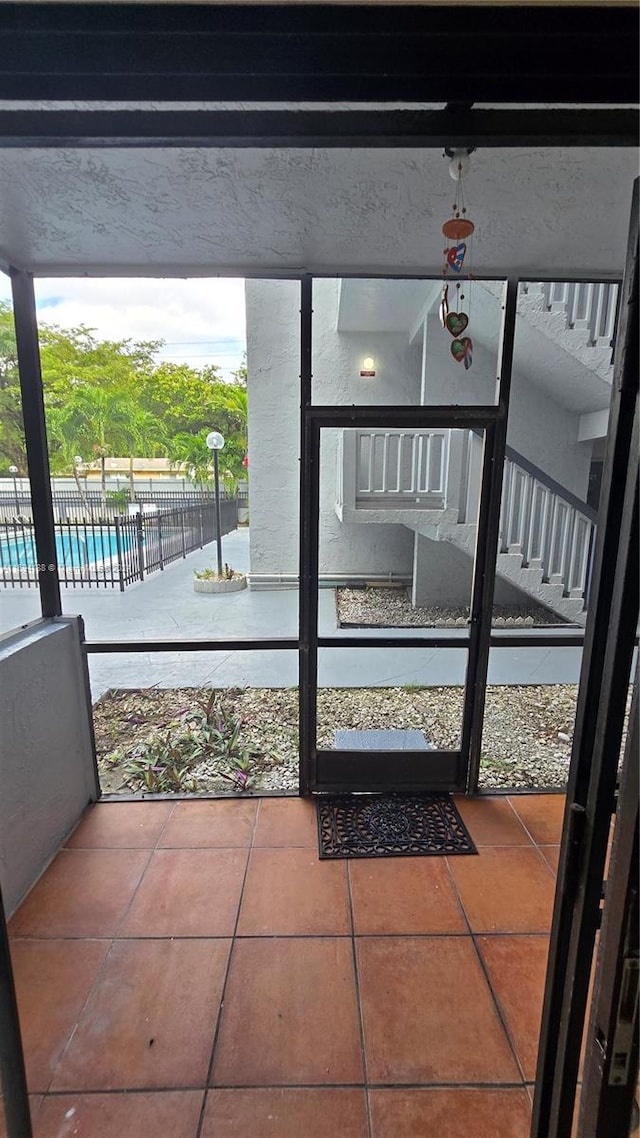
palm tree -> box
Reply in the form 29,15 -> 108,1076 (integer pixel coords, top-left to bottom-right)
48,385 -> 159,515
122,405 -> 166,502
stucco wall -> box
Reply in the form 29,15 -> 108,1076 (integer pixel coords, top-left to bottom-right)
246,279 -> 302,575
246,278 -> 418,577
0,618 -> 99,916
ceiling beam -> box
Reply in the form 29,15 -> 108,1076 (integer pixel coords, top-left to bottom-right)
0,108 -> 637,150
0,4 -> 637,105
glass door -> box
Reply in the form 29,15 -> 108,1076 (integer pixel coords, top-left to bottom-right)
298,275 -> 517,795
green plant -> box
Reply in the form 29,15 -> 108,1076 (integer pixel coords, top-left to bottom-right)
119,690 -> 258,793
106,487 -> 130,509
184,691 -> 256,789
194,562 -> 242,581
119,731 -> 201,793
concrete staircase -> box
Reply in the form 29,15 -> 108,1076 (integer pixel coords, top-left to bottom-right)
410,506 -> 588,626
337,428 -> 596,626
482,279 -> 617,385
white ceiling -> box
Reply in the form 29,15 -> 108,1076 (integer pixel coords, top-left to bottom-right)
0,145 -> 636,277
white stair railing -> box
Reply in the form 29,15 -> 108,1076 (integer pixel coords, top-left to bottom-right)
498,447 -> 596,599
524,280 -> 620,349
353,429 -> 449,505
341,427 -> 596,606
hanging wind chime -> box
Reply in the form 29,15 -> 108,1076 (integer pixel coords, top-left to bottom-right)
439,149 -> 475,370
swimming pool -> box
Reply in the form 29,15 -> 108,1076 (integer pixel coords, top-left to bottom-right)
0,526 -> 129,569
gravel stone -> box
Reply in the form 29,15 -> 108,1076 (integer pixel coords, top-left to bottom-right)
337,587 -> 568,628
94,683 -> 588,795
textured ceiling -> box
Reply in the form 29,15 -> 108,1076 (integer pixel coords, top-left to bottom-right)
0,145 -> 636,276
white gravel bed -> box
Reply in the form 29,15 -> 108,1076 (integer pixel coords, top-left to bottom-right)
337,587 -> 569,628
95,683 -> 581,794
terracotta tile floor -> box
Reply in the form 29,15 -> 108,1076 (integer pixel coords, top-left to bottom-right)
4,794 -> 564,1138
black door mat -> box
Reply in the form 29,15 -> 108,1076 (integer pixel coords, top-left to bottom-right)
317,794 -> 477,860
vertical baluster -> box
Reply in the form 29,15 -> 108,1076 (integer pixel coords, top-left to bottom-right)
604,283 -> 619,343
396,433 -> 403,493
519,471 -> 532,560
527,481 -> 539,561
565,282 -> 576,325
381,432 -> 388,494
539,488 -> 551,574
506,465 -> 520,550
367,433 -> 375,494
562,510 -> 576,593
550,498 -> 563,578
583,282 -> 595,335
412,432 -> 420,495
592,283 -> 607,342
438,432 -> 447,497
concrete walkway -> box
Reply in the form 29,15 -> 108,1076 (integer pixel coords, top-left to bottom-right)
0,528 -> 583,699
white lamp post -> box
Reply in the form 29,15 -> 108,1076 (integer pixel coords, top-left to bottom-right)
205,431 -> 225,576
8,466 -> 19,514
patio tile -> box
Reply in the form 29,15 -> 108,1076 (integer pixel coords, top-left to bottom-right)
120,849 -> 248,937
33,1091 -> 204,1138
508,794 -> 566,845
477,935 -> 550,1081
66,802 -> 174,848
348,858 -> 466,936
368,1088 -> 532,1138
158,799 -> 257,848
237,848 -> 350,936
447,847 -> 556,933
10,849 -> 150,938
10,939 -> 109,1093
252,798 -> 318,847
454,796 -> 533,846
356,936 -> 520,1084
539,845 -> 561,874
201,1089 -> 369,1138
52,938 -> 230,1090
211,938 -> 363,1086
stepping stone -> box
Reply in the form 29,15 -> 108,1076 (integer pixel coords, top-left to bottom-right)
333,729 -> 434,751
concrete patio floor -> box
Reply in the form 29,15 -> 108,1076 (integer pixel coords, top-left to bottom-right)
0,529 -> 583,700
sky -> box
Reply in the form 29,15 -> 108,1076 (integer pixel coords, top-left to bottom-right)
0,275 -> 247,381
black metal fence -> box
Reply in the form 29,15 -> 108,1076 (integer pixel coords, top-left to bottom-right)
0,488 -> 248,524
0,499 -> 239,590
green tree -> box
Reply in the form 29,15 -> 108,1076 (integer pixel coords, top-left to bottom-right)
48,385 -> 162,512
0,302 -> 25,474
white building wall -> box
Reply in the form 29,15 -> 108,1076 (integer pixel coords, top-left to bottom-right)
246,278 -> 418,577
246,279 -> 301,577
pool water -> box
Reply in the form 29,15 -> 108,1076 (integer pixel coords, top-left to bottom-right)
0,527 -> 129,569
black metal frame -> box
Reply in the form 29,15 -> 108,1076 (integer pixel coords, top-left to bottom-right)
1,5 -> 637,104
579,670 -> 639,1138
297,280 -> 520,795
532,180 -> 639,1138
0,883 -> 31,1138
0,108 -> 637,150
10,270 -> 61,618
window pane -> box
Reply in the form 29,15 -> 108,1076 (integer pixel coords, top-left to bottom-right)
312,277 -> 503,406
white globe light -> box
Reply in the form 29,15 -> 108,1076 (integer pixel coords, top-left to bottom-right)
206,431 -> 225,451
449,151 -> 470,181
